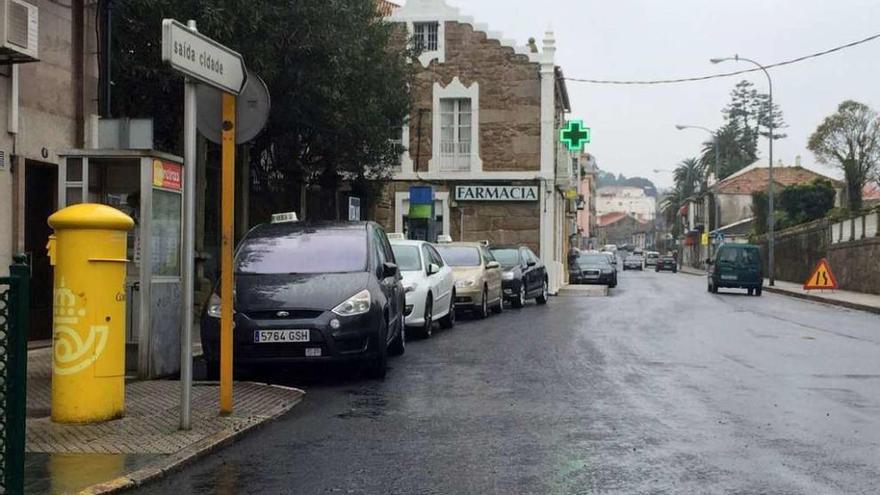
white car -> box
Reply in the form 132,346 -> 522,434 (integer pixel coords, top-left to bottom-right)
390,238 -> 456,338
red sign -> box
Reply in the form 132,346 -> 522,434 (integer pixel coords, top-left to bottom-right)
152,160 -> 182,190
803,258 -> 838,290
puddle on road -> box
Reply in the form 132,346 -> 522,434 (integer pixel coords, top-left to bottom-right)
24,452 -> 161,495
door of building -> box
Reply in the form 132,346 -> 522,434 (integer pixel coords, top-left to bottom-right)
24,160 -> 58,341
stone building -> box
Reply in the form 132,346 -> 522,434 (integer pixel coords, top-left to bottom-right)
0,0 -> 99,340
376,0 -> 576,292
596,212 -> 652,248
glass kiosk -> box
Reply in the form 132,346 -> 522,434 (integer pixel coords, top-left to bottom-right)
57,149 -> 184,379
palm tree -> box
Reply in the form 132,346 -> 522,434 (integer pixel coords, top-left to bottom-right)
673,157 -> 706,197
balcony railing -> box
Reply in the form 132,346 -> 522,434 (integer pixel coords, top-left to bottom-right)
439,141 -> 471,172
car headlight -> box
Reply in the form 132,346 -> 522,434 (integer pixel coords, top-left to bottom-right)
601,268 -> 613,274
502,271 -> 515,281
332,289 -> 371,316
455,278 -> 476,288
206,293 -> 222,318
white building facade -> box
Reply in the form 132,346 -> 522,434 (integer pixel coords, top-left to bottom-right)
596,186 -> 656,222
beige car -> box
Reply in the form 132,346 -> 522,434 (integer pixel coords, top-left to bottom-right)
434,242 -> 504,318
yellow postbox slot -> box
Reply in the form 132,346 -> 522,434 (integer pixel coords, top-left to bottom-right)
47,203 -> 134,423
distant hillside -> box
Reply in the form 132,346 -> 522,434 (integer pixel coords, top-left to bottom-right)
597,171 -> 658,197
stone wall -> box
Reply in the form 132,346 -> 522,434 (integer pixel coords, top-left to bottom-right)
407,22 -> 541,172
828,237 -> 880,295
753,219 -> 830,285
373,180 -> 541,254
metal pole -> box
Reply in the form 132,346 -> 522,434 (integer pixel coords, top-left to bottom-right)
766,73 -> 775,286
714,136 -> 720,233
6,254 -> 30,494
220,92 -> 236,414
180,19 -> 197,431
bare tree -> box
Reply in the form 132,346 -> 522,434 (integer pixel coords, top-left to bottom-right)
808,100 -> 880,211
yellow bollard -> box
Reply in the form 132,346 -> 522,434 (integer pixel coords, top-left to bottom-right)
47,203 -> 133,423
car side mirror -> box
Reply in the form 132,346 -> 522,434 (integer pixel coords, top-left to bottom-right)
382,262 -> 399,279
527,260 -> 537,267
486,261 -> 500,270
427,263 -> 440,275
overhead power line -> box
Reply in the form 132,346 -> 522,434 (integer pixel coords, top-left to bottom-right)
565,32 -> 880,85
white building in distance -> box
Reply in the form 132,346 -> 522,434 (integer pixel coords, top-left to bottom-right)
596,186 -> 656,222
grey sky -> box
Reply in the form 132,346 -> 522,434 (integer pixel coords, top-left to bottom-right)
443,0 -> 880,188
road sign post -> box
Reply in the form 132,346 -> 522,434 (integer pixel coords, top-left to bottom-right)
220,92 -> 236,414
162,18 -> 246,427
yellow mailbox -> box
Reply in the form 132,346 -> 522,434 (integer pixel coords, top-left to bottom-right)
47,203 -> 134,423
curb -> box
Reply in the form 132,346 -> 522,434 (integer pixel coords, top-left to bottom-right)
763,286 -> 880,315
75,384 -> 305,495
679,268 -> 880,315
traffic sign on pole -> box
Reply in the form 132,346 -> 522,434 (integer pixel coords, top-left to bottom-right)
162,18 -> 247,426
162,19 -> 247,95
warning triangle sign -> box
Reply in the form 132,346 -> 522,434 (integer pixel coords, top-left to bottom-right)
803,258 -> 838,290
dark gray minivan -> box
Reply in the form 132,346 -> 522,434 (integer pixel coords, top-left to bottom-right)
707,243 -> 763,296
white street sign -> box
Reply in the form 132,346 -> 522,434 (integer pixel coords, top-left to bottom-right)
161,19 -> 246,95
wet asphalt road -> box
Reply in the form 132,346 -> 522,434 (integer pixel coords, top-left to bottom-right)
135,270 -> 880,494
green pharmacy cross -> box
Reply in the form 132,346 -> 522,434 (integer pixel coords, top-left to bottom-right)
560,120 -> 591,152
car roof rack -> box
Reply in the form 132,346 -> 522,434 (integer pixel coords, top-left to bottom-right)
436,235 -> 453,243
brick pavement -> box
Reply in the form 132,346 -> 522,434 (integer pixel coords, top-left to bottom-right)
26,349 -> 302,454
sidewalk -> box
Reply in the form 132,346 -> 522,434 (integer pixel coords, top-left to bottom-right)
678,265 -> 880,314
25,348 -> 304,494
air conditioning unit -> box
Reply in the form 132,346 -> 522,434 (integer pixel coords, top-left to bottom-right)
0,0 -> 38,63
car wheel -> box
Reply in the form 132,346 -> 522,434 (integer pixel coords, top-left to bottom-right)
439,292 -> 456,329
756,286 -> 763,297
389,320 -> 405,357
672,267 -> 677,273
368,320 -> 389,380
513,283 -> 526,308
420,296 -> 433,338
748,288 -> 754,296
707,282 -> 712,293
476,286 -> 489,319
491,291 -> 503,314
711,283 -> 718,294
536,279 -> 549,305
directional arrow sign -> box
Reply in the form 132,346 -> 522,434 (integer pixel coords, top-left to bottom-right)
560,120 -> 591,152
162,19 -> 247,95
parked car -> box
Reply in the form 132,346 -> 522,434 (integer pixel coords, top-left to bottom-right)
201,219 -> 406,380
602,244 -> 618,254
434,242 -> 504,318
603,251 -> 618,266
633,248 -> 644,257
707,243 -> 763,296
390,238 -> 456,338
655,255 -> 677,273
570,252 -> 617,287
644,251 -> 660,267
622,255 -> 643,271
489,244 -> 549,308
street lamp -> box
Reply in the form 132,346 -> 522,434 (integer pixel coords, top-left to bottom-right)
711,54 -> 775,286
675,124 -> 721,239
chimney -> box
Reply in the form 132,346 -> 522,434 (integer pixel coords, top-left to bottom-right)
795,155 -> 801,167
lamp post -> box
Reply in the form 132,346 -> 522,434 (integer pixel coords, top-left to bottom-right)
675,124 -> 721,251
710,55 -> 775,286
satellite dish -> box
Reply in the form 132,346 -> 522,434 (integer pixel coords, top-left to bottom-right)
197,69 -> 270,144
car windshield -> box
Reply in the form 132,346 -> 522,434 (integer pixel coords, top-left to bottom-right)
236,228 -> 366,274
626,256 -> 640,261
578,254 -> 609,265
718,247 -> 760,264
435,246 -> 481,267
647,253 -> 659,259
391,245 -> 422,272
489,248 -> 520,267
